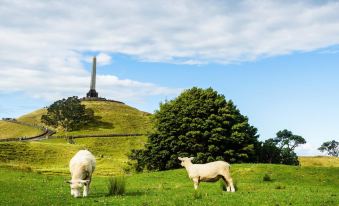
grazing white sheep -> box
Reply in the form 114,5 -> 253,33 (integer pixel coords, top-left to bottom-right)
67,150 -> 96,197
178,157 -> 235,192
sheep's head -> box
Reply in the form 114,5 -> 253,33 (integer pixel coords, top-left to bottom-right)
66,180 -> 89,198
178,157 -> 194,167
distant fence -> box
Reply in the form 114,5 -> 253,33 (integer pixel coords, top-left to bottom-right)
51,133 -> 146,139
1,118 -> 146,142
0,129 -> 55,142
0,119 -> 55,142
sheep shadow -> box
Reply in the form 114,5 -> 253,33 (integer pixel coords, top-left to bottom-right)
88,190 -> 148,198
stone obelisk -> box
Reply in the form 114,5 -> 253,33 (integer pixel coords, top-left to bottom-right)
86,57 -> 99,98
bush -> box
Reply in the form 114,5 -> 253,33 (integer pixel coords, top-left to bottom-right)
263,173 -> 272,182
107,176 -> 126,196
193,191 -> 202,199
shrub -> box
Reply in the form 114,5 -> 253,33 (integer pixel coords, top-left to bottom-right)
275,184 -> 286,189
107,176 -> 126,196
193,191 -> 202,199
263,173 -> 272,182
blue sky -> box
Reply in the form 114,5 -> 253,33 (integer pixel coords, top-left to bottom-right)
1,0 -> 339,155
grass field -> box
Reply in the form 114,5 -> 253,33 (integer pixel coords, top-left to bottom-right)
0,164 -> 338,206
1,100 -> 338,205
0,120 -> 42,139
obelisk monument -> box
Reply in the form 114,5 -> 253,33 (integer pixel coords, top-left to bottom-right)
86,57 -> 99,98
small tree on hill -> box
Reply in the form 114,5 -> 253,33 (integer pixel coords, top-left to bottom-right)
318,140 -> 339,157
259,129 -> 306,165
41,96 -> 95,131
129,87 -> 259,171
258,139 -> 281,164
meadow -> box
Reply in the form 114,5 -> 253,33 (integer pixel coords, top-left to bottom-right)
1,101 -> 338,205
0,163 -> 338,206
0,137 -> 147,175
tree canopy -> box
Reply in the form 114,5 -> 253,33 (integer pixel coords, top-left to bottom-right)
129,87 -> 259,171
259,129 -> 306,165
41,96 -> 95,131
318,140 -> 339,157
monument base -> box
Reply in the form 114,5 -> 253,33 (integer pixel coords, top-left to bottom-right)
86,89 -> 98,98
81,97 -> 125,104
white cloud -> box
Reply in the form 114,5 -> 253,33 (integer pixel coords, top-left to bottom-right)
84,53 -> 112,66
96,53 -> 112,65
1,0 -> 339,103
295,143 -> 323,156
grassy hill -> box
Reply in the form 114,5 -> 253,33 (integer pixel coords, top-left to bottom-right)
12,100 -> 153,137
299,156 -> 339,167
0,100 -> 152,174
0,163 -> 338,206
0,136 -> 147,175
0,120 -> 42,139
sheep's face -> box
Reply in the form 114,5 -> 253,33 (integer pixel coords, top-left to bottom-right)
67,180 -> 89,198
178,157 -> 194,167
70,182 -> 83,198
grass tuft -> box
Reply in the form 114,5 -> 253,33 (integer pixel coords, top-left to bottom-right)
263,173 -> 272,182
107,176 -> 126,196
275,184 -> 286,190
193,190 -> 202,200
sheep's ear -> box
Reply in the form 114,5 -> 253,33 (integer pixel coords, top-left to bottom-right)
189,157 -> 194,161
178,157 -> 183,161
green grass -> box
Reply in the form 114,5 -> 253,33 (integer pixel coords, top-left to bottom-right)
0,164 -> 338,206
0,136 -> 147,175
17,108 -> 47,125
14,100 -> 153,137
0,120 -> 42,139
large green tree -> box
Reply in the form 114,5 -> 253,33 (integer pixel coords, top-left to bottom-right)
130,87 -> 259,171
41,96 -> 94,131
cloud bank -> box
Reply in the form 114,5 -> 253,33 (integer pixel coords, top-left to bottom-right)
1,0 -> 339,101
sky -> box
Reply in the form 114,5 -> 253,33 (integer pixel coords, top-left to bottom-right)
1,0 -> 339,155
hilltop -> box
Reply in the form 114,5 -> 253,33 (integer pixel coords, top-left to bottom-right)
11,100 -> 153,137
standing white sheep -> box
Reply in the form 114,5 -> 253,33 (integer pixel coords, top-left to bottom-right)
67,150 -> 96,197
178,157 -> 235,192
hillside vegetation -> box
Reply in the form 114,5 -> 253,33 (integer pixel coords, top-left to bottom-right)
0,121 -> 42,139
0,164 -> 338,206
299,156 -> 339,167
0,136 -> 147,175
12,100 -> 153,137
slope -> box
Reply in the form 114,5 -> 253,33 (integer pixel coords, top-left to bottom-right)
15,100 -> 153,137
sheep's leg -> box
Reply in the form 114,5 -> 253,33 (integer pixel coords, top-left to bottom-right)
192,177 -> 200,190
223,173 -> 235,192
83,177 -> 91,197
220,176 -> 230,192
